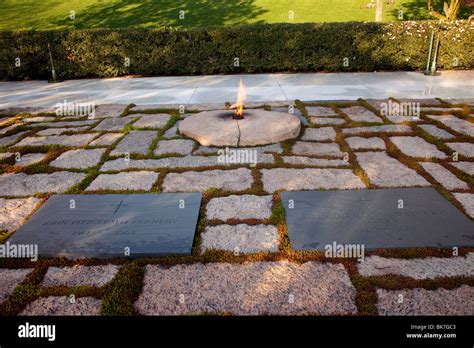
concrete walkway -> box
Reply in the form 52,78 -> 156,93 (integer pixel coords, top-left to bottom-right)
1,71 -> 473,108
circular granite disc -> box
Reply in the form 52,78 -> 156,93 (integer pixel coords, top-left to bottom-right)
179,110 -> 301,146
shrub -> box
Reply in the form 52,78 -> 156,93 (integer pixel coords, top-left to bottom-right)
0,21 -> 472,81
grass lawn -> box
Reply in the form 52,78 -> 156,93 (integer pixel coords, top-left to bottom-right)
1,0 -> 470,31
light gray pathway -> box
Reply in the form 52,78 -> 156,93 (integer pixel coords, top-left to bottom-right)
1,71 -> 472,108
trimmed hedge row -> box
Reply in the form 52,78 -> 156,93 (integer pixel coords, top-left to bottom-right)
0,21 -> 472,81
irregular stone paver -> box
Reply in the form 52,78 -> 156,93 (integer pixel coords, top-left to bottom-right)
390,136 -> 447,159
301,127 -> 336,141
194,144 -> 282,155
0,131 -> 28,147
101,156 -> 219,171
342,125 -> 412,135
23,116 -> 56,123
345,136 -> 385,150
42,265 -> 119,287
281,156 -> 348,167
155,139 -> 194,156
36,126 -> 90,136
0,172 -> 86,196
341,106 -> 383,123
33,120 -> 98,128
135,261 -> 357,315
0,269 -> 32,302
305,106 -> 337,117
15,134 -> 97,147
0,124 -> 19,135
89,133 -> 123,146
50,149 -> 106,169
398,98 -> 442,106
20,296 -> 102,316
358,254 -> 474,279
132,114 -> 171,129
261,168 -> 365,192
110,130 -> 156,156
420,162 -> 468,190
420,107 -> 463,112
446,143 -> 474,158
163,122 -> 180,138
0,197 -> 41,232
386,115 -> 421,123
15,153 -> 47,166
0,152 -> 13,161
426,114 -> 474,137
356,152 -> 430,187
201,224 -> 278,253
451,161 -> 474,176
162,168 -> 253,192
292,141 -> 344,158
93,104 -> 127,118
453,193 -> 474,218
310,117 -> 345,125
206,195 -> 272,220
93,115 -> 138,131
376,286 -> 474,316
86,171 -> 159,191
418,124 -> 454,139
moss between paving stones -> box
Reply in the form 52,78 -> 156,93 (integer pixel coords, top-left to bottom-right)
1,100 -> 473,315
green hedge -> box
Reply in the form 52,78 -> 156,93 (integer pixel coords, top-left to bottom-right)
0,21 -> 472,81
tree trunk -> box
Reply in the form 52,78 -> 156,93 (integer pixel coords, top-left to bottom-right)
376,0 -> 383,22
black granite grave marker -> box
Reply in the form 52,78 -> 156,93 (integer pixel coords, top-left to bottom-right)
8,193 -> 202,259
281,188 -> 473,250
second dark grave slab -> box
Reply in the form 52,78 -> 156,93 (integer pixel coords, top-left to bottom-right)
8,193 -> 202,259
281,188 -> 473,250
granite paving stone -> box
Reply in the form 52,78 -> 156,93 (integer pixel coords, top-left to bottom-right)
0,131 -> 28,147
341,106 -> 383,123
358,254 -> 474,279
418,124 -> 454,139
420,162 -> 468,190
132,114 -> 171,129
281,156 -> 348,167
292,141 -> 344,157
301,127 -> 336,141
342,125 -> 412,135
135,261 -> 357,315
93,104 -> 128,118
20,296 -> 102,316
305,106 -> 338,117
206,195 -> 273,220
356,152 -> 430,187
0,197 -> 41,232
162,168 -> 253,192
0,269 -> 32,303
36,126 -> 90,136
93,116 -> 138,131
390,136 -> 447,159
426,114 -> 474,137
201,224 -> 278,253
261,168 -> 365,192
446,143 -> 474,158
15,134 -> 97,147
89,133 -> 124,146
42,265 -> 120,287
50,149 -> 106,169
376,286 -> 474,316
154,139 -> 195,156
453,193 -> 474,218
32,120 -> 98,128
86,172 -> 159,191
309,117 -> 345,126
345,136 -> 385,150
15,153 -> 47,166
110,131 -> 156,156
450,162 -> 474,176
0,172 -> 86,196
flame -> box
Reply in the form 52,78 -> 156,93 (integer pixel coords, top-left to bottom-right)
235,79 -> 246,118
